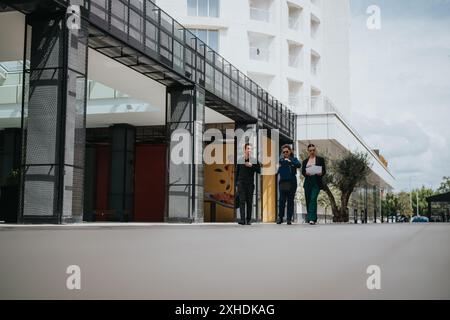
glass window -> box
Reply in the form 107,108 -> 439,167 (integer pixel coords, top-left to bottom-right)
187,0 -> 219,17
187,0 -> 197,16
197,29 -> 207,44
209,0 -> 219,17
198,0 -> 208,16
208,30 -> 219,51
188,29 -> 219,52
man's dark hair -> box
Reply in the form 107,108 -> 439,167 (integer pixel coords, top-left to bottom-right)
307,144 -> 316,149
282,144 -> 292,151
244,143 -> 252,150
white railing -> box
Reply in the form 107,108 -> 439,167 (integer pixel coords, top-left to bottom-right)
311,25 -> 319,39
301,95 -> 391,173
249,46 -> 270,61
309,96 -> 336,113
288,17 -> 300,30
305,96 -> 354,129
311,63 -> 319,75
311,0 -> 321,7
289,94 -> 299,107
289,54 -> 300,68
250,7 -> 270,22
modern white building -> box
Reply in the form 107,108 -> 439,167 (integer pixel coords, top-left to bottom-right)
158,0 -> 395,222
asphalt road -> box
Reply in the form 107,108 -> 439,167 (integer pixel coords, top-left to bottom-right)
0,223 -> 449,300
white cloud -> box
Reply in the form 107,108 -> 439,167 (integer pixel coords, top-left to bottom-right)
350,3 -> 450,191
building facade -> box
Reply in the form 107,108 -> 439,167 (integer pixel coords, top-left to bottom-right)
0,0 -> 394,225
0,0 -> 296,224
158,0 -> 395,223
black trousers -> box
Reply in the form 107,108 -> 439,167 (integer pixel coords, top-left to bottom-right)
238,182 -> 254,222
278,180 -> 298,222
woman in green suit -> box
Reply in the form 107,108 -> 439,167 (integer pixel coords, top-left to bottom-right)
301,144 -> 326,225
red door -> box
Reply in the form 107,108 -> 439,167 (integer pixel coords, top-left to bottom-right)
134,144 -> 166,222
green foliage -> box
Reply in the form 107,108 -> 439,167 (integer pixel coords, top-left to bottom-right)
299,151 -> 372,222
437,176 -> 450,193
411,186 -> 434,216
381,176 -> 450,218
381,193 -> 396,217
329,151 -> 371,191
397,192 -> 413,217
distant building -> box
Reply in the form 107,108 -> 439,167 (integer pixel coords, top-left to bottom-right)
160,0 -> 395,223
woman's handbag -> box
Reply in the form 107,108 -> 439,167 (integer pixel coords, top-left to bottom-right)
279,180 -> 292,192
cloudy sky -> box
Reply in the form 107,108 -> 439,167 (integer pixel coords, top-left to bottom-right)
349,0 -> 450,191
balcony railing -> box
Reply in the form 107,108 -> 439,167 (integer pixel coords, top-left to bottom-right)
288,17 -> 300,30
311,63 -> 319,76
311,26 -> 319,39
289,54 -> 300,68
250,46 -> 270,62
303,95 -> 384,166
250,7 -> 270,22
83,0 -> 295,139
305,96 -> 348,123
288,94 -> 299,107
309,96 -> 334,113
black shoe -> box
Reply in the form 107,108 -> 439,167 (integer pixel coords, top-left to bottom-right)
287,221 -> 292,225
238,221 -> 246,225
246,221 -> 252,225
276,219 -> 283,225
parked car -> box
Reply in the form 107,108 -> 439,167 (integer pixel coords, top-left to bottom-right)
411,216 -> 429,223
396,215 -> 410,223
387,215 -> 397,223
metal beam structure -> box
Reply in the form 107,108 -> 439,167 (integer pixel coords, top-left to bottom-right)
2,0 -> 296,142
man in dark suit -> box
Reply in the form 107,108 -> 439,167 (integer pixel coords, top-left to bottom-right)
301,144 -> 327,225
235,143 -> 261,225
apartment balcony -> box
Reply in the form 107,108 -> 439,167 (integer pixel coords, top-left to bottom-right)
310,14 -> 321,40
311,63 -> 319,76
289,94 -> 299,108
250,7 -> 271,23
288,2 -> 303,32
310,0 -> 321,8
288,17 -> 300,31
249,46 -> 270,62
289,54 -> 301,68
297,95 -> 396,188
308,95 -> 340,115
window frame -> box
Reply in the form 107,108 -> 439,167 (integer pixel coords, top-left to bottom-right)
187,0 -> 220,18
188,28 -> 219,52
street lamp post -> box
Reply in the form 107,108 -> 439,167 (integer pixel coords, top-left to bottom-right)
409,176 -> 418,217
416,190 -> 420,217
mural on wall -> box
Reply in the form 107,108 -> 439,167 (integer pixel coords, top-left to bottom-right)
204,143 -> 236,223
203,137 -> 278,223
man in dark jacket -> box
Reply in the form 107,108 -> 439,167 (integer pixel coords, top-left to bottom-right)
277,145 -> 301,225
235,143 -> 261,225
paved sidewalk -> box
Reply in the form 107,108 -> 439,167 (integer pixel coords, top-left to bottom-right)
0,223 -> 449,299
